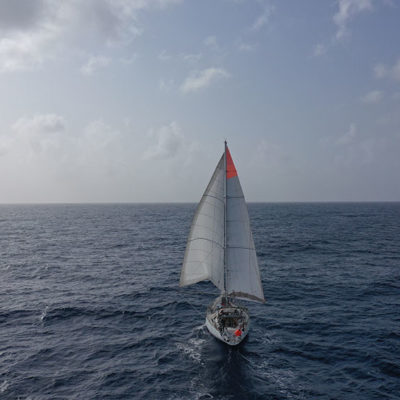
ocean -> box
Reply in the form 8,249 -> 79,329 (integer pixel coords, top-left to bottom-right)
0,203 -> 399,399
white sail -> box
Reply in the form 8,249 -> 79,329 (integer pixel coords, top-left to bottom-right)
180,144 -> 265,304
180,155 -> 225,290
225,176 -> 265,303
225,148 -> 265,303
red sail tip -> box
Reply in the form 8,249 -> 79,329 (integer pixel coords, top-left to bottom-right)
226,147 -> 238,179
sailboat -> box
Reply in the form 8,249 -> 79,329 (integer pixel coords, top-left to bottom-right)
180,141 -> 265,345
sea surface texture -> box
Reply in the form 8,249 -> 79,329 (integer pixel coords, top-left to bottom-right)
0,203 -> 399,399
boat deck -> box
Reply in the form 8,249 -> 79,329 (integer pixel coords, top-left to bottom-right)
206,297 -> 250,345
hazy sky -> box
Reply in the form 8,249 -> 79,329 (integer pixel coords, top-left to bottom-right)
1,0 -> 399,203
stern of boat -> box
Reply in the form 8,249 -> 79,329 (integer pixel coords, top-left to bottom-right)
205,296 -> 250,346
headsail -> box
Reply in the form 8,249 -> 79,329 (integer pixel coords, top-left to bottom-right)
180,155 -> 225,290
225,146 -> 265,303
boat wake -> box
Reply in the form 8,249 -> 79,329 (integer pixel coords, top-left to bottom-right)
177,324 -> 207,364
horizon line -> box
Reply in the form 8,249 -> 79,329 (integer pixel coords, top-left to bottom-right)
1,200 -> 400,205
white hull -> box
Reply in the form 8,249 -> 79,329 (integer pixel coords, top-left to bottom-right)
205,315 -> 249,346
205,296 -> 250,346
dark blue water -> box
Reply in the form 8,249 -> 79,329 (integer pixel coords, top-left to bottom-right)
0,203 -> 399,399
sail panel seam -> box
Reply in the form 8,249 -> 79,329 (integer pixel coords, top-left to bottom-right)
201,193 -> 225,204
187,237 -> 224,248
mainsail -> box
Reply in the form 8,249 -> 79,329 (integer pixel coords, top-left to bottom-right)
180,144 -> 265,303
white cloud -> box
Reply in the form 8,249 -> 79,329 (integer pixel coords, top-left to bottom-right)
3,114 -> 130,172
204,35 -> 218,50
0,114 -> 67,162
12,114 -> 66,135
374,63 -> 387,78
159,78 -> 175,92
77,120 -> 125,173
337,123 -> 357,145
158,49 -> 171,61
392,59 -> 400,82
0,114 -> 139,202
143,122 -> 184,160
313,43 -> 327,57
141,122 -> 199,186
0,0 -> 182,73
0,23 -> 61,72
141,0 -> 183,8
374,58 -> 400,82
80,55 -> 111,75
120,53 -> 139,65
180,67 -> 230,93
361,90 -> 383,104
251,4 -> 275,31
237,42 -> 256,52
250,138 -> 288,170
1,114 -> 203,202
182,53 -> 202,64
333,0 -> 372,40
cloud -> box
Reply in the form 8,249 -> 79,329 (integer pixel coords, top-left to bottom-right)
142,122 -> 199,186
0,0 -> 182,73
158,49 -> 171,61
251,3 -> 275,31
392,59 -> 400,82
361,90 -> 383,104
7,115 -> 125,167
143,122 -> 184,160
313,43 -> 327,57
374,63 -> 387,78
182,53 -> 202,64
159,78 -> 175,92
80,55 -> 111,75
180,67 -> 230,93
237,42 -> 257,52
374,58 -> 400,82
333,0 -> 372,40
3,114 -> 131,171
1,114 -> 202,202
120,53 -> 139,65
77,120 -> 125,173
250,138 -> 288,170
0,21 -> 61,72
337,123 -> 356,145
0,114 -> 139,202
0,114 -> 67,161
203,35 -> 218,50
12,114 -> 66,134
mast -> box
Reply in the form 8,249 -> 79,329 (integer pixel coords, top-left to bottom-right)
223,140 -> 227,301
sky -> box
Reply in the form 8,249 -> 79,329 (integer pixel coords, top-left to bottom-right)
0,0 -> 399,203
